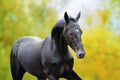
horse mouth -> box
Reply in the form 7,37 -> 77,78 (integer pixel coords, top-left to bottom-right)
76,50 -> 85,58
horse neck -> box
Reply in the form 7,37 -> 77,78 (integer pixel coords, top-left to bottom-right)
52,35 -> 68,54
51,19 -> 68,54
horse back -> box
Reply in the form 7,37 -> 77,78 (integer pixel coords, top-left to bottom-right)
12,36 -> 43,56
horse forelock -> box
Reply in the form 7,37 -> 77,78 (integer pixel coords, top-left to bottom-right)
69,16 -> 76,22
51,16 -> 77,38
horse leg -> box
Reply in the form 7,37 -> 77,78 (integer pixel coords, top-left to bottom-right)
14,63 -> 25,80
10,51 -> 25,80
47,75 -> 58,80
62,70 -> 82,80
37,76 -> 46,80
49,77 -> 58,80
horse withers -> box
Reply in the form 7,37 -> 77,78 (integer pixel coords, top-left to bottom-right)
10,12 -> 86,80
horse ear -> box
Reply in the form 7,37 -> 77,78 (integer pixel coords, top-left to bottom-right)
64,12 -> 69,23
76,12 -> 81,22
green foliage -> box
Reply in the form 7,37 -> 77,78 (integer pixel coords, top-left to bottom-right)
0,0 -> 57,46
0,0 -> 57,80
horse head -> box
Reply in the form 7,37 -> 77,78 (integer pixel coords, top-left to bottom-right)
63,12 -> 86,58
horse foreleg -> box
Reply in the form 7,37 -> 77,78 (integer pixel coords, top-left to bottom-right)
37,77 -> 46,80
62,70 -> 82,80
47,75 -> 58,80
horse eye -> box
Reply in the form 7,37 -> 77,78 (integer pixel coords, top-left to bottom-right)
69,33 -> 73,36
69,33 -> 74,40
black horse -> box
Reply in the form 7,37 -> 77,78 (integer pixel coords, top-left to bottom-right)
10,12 -> 86,80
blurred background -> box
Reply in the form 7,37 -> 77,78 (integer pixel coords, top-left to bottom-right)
0,0 -> 120,80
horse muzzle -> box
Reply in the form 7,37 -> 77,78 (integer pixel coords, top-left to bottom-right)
69,42 -> 86,58
76,50 -> 85,58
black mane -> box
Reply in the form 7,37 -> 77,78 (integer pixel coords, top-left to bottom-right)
51,16 -> 76,38
51,19 -> 65,38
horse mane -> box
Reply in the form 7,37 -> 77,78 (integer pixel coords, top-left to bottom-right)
51,19 -> 65,38
51,16 -> 76,38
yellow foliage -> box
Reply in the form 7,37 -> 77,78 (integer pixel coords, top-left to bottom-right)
71,26 -> 120,80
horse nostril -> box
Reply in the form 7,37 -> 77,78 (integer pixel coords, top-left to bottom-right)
76,50 -> 86,58
79,53 -> 85,58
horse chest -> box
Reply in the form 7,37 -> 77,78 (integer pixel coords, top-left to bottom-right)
60,59 -> 73,73
43,55 -> 74,77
